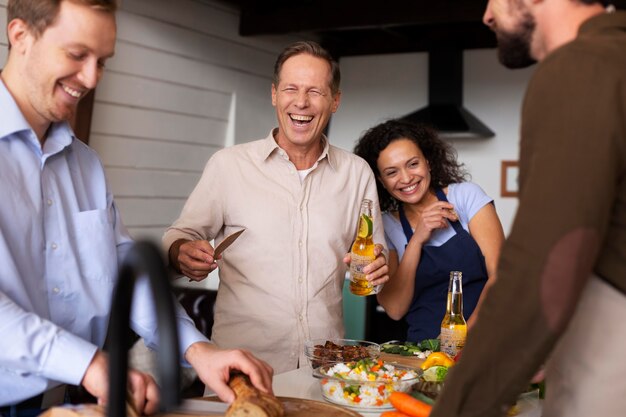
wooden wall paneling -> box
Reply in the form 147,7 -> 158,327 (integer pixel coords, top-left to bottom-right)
90,134 -> 217,173
0,6 -> 6,45
90,102 -> 227,146
105,41 -> 245,93
120,0 -> 296,53
115,12 -> 275,78
115,197 -> 185,227
231,75 -> 278,143
2,4 -> 8,65
127,226 -> 170,243
105,167 -> 200,198
96,71 -> 232,120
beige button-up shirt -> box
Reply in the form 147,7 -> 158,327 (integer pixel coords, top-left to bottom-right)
163,130 -> 385,373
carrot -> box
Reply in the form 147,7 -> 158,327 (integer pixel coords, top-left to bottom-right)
389,391 -> 432,417
380,411 -> 412,417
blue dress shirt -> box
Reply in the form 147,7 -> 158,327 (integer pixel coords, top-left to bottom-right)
0,79 -> 207,405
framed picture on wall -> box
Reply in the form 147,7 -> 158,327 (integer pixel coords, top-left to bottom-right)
501,160 -> 519,198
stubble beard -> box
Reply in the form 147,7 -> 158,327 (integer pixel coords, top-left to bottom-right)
496,11 -> 537,69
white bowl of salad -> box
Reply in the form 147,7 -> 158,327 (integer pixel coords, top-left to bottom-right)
313,358 -> 421,410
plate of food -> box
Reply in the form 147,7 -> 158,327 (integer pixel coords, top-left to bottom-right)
303,338 -> 380,371
313,358 -> 421,410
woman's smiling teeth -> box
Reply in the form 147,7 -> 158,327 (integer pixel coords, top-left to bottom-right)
401,183 -> 418,193
62,84 -> 83,98
290,114 -> 313,125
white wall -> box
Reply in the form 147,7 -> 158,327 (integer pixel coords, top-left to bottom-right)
328,50 -> 536,234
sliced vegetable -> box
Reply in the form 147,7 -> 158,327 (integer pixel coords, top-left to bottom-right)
389,391 -> 432,417
422,365 -> 448,382
420,352 -> 454,370
381,343 -> 422,356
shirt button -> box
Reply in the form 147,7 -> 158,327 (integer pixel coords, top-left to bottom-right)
47,199 -> 53,206
52,287 -> 60,294
298,276 -> 303,284
299,314 -> 303,321
298,240 -> 302,247
51,243 -> 58,250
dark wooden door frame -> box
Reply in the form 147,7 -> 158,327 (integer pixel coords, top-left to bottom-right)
70,89 -> 96,145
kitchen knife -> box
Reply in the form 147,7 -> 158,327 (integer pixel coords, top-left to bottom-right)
168,398 -> 230,415
213,229 -> 245,260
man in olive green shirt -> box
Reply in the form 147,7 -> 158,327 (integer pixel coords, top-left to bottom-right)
431,1 -> 626,416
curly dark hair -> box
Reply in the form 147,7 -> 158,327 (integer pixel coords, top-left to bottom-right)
354,119 -> 468,212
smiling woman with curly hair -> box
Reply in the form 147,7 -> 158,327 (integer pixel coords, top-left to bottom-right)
354,119 -> 505,342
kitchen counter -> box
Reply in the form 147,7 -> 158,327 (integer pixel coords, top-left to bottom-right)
272,366 -> 543,417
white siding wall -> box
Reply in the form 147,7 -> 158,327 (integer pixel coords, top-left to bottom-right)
93,0 -> 298,243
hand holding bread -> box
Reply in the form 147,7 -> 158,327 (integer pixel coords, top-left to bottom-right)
226,373 -> 285,417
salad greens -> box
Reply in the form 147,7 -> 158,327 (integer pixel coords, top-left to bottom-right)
418,339 -> 440,352
380,339 -> 440,356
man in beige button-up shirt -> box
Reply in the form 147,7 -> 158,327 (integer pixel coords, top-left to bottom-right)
163,41 -> 389,374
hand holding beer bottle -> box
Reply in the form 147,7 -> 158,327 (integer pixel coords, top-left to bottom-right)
349,199 -> 377,296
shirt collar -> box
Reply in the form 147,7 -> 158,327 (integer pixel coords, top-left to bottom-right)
260,128 -> 336,170
0,75 -> 75,150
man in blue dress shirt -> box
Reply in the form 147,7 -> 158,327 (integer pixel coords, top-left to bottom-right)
0,1 -> 273,415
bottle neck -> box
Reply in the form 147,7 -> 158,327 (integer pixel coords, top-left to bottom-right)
446,272 -> 463,315
354,199 -> 374,241
446,290 -> 463,316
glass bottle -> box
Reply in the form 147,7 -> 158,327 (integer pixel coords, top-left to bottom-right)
440,271 -> 467,357
349,199 -> 376,296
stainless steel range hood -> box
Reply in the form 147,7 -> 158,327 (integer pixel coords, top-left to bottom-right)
401,48 -> 494,140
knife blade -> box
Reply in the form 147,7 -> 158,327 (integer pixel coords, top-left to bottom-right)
213,229 -> 245,259
168,398 -> 230,415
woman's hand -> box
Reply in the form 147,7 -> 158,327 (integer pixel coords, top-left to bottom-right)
411,201 -> 458,244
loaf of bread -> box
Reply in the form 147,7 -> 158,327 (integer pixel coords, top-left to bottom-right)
226,374 -> 285,417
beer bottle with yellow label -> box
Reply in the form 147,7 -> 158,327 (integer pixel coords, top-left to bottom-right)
349,199 -> 377,296
440,271 -> 467,356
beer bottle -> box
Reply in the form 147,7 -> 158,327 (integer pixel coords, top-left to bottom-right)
440,271 -> 467,356
349,199 -> 377,296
